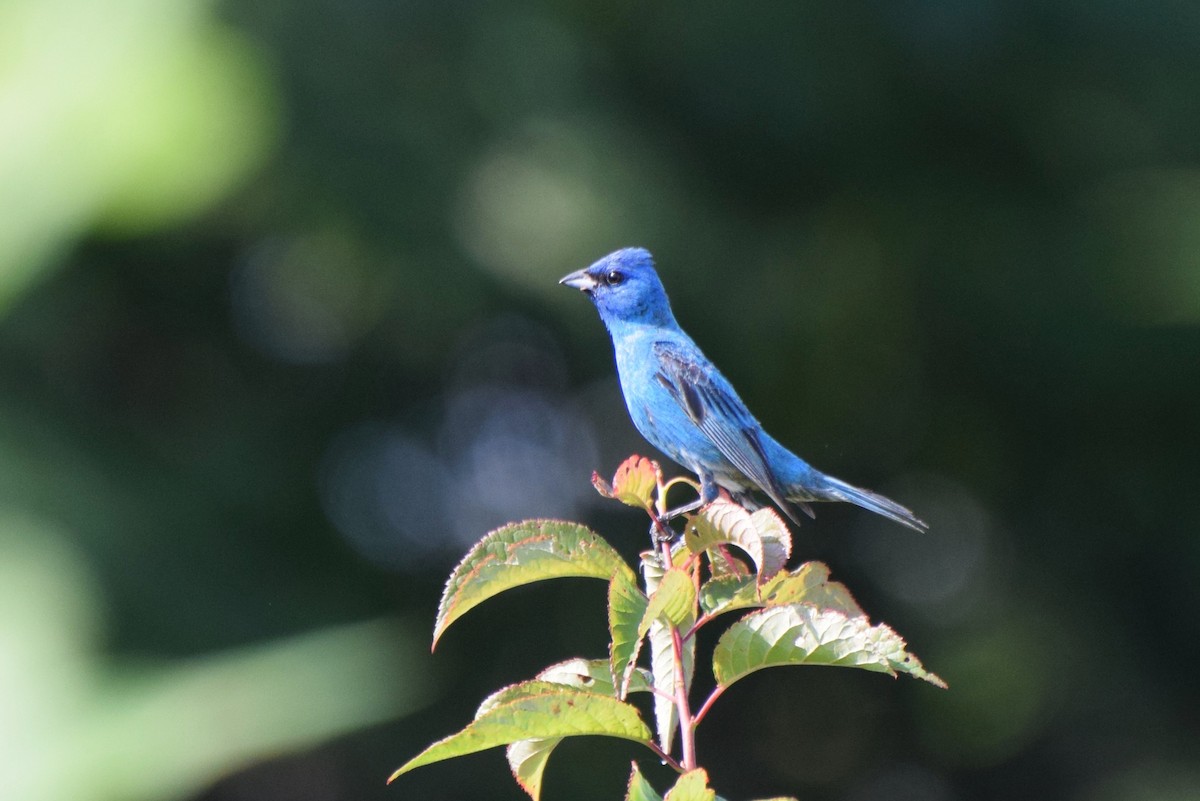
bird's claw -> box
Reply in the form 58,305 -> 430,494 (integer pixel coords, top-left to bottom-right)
649,515 -> 677,543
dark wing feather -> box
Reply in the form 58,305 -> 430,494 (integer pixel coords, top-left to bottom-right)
653,340 -> 808,524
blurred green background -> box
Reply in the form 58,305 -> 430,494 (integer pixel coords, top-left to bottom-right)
2,1 -> 1198,799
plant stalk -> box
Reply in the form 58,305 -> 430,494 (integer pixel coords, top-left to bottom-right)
671,623 -> 696,771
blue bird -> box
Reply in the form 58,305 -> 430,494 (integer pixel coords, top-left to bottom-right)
560,247 -> 926,533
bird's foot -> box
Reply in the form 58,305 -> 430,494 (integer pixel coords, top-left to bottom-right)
648,515 -> 677,544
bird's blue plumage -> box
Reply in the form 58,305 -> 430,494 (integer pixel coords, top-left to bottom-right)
560,247 -> 926,532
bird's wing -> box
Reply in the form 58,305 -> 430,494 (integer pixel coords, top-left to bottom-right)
652,340 -> 807,524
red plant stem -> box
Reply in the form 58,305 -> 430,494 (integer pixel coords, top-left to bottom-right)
658,537 -> 672,567
645,740 -> 684,774
671,624 -> 696,771
683,612 -> 714,642
692,684 -> 726,728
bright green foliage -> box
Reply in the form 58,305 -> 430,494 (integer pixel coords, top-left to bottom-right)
640,568 -> 696,636
392,455 -> 945,800
388,681 -> 652,782
433,519 -> 633,648
712,604 -> 947,689
648,615 -> 694,752
685,500 -> 791,582
663,769 -> 716,801
642,559 -> 695,753
506,659 -> 653,801
698,561 -> 863,619
642,570 -> 697,750
609,570 -> 649,698
625,763 -> 664,801
507,736 -> 560,800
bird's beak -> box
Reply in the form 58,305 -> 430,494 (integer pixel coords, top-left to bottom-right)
559,269 -> 597,292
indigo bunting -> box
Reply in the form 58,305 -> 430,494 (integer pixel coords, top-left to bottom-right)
561,247 -> 926,533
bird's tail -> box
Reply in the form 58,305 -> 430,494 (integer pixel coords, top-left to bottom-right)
809,474 -> 928,532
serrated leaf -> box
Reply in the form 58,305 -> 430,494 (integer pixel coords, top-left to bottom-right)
711,604 -> 947,690
748,507 -> 791,577
698,575 -> 759,616
685,500 -> 790,582
433,519 -> 632,648
664,769 -> 715,801
538,657 -> 618,694
389,682 -> 652,783
610,570 -> 649,698
706,544 -> 752,580
507,736 -> 560,800
648,618 -> 694,751
639,568 -> 696,637
626,762 -> 664,801
536,657 -> 652,696
507,660 -> 652,801
640,543 -> 690,596
611,455 -> 660,509
595,455 -> 659,509
765,563 -> 863,617
698,561 -> 864,619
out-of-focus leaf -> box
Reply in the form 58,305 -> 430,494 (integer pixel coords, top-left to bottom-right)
389,681 -> 652,783
663,768 -> 715,801
685,500 -> 790,582
610,571 -> 649,698
712,605 -> 947,690
593,455 -> 659,510
433,520 -> 632,648
625,762 -> 664,801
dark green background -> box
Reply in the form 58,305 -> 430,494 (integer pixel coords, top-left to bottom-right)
3,2 -> 1198,800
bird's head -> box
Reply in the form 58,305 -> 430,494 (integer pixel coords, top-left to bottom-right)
559,247 -> 676,328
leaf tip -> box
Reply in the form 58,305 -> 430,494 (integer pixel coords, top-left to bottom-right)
593,471 -> 616,498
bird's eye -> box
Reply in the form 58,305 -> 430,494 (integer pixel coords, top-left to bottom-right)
605,270 -> 625,286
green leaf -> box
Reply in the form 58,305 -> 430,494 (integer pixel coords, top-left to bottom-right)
507,660 -> 651,801
640,544 -> 690,596
610,571 -> 649,698
685,500 -> 791,582
648,618 -> 694,751
535,656 -> 652,696
507,736 -> 560,800
639,569 -> 697,747
389,681 -> 652,783
593,455 -> 659,510
626,762 -> 664,801
638,557 -> 696,751
664,769 -> 715,801
639,568 -> 696,638
711,604 -> 947,690
698,574 -> 759,616
764,562 -> 863,617
433,520 -> 633,648
698,561 -> 863,619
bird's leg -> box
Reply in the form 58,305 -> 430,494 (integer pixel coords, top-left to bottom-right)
648,473 -> 720,543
